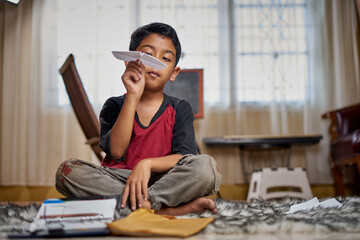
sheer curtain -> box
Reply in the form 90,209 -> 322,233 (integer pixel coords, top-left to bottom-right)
199,0 -> 310,183
0,0 -> 97,185
1,0 -> 140,186
0,0 -> 359,186
305,0 -> 360,183
202,0 -> 359,184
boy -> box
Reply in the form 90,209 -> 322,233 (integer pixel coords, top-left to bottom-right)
56,22 -> 221,217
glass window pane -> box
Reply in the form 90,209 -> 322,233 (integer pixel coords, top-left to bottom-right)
54,0 -> 308,107
139,0 -> 220,104
236,0 -> 308,102
55,0 -> 131,106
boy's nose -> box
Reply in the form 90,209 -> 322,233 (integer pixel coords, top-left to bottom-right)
153,54 -> 161,61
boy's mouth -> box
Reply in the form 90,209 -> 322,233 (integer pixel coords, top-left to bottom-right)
148,71 -> 160,78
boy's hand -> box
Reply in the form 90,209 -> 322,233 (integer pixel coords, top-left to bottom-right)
121,159 -> 151,211
121,61 -> 145,100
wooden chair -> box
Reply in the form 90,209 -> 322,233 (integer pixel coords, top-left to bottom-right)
322,103 -> 360,195
59,54 -> 103,162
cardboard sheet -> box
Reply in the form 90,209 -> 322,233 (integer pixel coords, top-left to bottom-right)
107,208 -> 213,238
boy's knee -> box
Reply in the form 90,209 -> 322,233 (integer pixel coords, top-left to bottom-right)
179,154 -> 221,192
56,159 -> 81,177
199,155 -> 220,183
55,159 -> 84,188
180,154 -> 218,173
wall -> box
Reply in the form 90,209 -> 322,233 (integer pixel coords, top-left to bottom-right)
1,184 -> 356,202
0,3 -> 4,191
0,186 -> 64,202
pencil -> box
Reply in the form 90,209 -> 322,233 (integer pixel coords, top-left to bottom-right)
40,213 -> 100,219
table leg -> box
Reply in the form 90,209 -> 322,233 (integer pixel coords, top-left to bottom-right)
239,146 -> 248,184
239,145 -> 292,184
285,147 -> 291,167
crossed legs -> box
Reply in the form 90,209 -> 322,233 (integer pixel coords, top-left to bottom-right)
55,154 -> 221,217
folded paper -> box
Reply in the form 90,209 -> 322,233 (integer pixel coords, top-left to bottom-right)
107,208 -> 213,238
286,197 -> 343,214
112,51 -> 168,70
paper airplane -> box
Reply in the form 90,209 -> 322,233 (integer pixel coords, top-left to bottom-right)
285,197 -> 343,214
112,51 -> 168,70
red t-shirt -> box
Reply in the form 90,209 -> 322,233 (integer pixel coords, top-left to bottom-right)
99,94 -> 197,169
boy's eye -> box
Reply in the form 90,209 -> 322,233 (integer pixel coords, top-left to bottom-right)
144,52 -> 153,56
162,57 -> 171,62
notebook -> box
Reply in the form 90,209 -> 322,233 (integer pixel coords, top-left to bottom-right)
8,195 -> 121,238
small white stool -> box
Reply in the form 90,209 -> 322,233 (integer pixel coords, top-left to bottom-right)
247,168 -> 313,201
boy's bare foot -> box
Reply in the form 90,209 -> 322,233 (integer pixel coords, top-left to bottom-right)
142,199 -> 152,210
150,197 -> 218,216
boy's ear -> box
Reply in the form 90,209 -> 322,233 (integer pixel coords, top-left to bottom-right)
169,66 -> 181,82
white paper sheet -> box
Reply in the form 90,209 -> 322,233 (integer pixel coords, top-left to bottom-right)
318,198 -> 343,208
286,197 -> 343,214
112,51 -> 168,70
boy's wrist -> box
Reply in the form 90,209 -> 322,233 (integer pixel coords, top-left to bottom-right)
142,158 -> 153,170
124,93 -> 141,105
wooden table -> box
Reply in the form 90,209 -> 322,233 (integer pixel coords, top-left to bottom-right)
203,134 -> 323,183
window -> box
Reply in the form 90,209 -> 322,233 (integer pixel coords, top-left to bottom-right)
55,0 -> 132,107
53,0 -> 308,107
235,0 -> 308,102
138,0 -> 221,104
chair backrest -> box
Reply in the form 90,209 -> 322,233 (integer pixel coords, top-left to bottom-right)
59,54 -> 103,162
322,103 -> 360,141
335,104 -> 360,136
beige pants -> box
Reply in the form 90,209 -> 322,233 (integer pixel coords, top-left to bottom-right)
55,154 -> 221,217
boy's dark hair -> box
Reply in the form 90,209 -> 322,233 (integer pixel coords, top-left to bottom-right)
129,22 -> 182,67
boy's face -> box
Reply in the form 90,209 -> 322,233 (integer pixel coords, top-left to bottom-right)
135,33 -> 180,92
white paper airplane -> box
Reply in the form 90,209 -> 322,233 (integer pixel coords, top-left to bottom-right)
112,51 -> 168,70
285,197 -> 343,214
